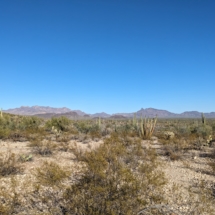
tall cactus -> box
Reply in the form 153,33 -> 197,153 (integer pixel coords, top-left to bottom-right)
140,113 -> 143,134
0,108 -> 2,118
133,113 -> 137,126
140,115 -> 157,139
201,113 -> 206,125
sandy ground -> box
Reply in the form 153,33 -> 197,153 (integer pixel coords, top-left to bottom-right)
1,137 -> 214,188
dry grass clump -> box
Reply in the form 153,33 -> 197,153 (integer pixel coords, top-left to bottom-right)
209,147 -> 215,159
161,137 -> 189,160
208,147 -> 215,175
0,177 -> 23,215
28,139 -> 56,156
208,161 -> 215,174
70,142 -> 85,161
56,133 -> 72,152
0,151 -> 23,177
161,133 -> 211,160
163,145 -> 182,161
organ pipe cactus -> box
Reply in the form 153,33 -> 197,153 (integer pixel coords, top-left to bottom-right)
133,113 -> 137,126
201,113 -> 206,125
140,115 -> 157,139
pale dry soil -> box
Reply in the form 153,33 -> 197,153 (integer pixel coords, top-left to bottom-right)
146,138 -> 215,214
0,138 -> 215,214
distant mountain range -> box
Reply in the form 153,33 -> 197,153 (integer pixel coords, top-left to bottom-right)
4,106 -> 71,115
3,106 -> 215,119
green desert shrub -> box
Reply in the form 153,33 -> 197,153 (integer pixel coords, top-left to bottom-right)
191,125 -> 212,139
0,128 -> 10,139
18,116 -> 42,130
0,115 -> 12,127
0,116 -> 12,139
1,114 -> 42,129
45,116 -> 71,132
176,125 -> 191,137
88,124 -> 101,139
74,121 -> 91,134
34,161 -> 70,187
0,115 -> 44,141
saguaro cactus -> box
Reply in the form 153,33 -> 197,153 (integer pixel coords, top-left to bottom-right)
0,108 -> 2,118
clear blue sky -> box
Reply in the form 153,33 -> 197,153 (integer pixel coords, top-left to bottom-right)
0,0 -> 214,114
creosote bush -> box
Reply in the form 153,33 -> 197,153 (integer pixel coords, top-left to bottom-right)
34,161 -> 71,187
64,133 -> 166,215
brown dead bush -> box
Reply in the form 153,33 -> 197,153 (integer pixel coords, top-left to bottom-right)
0,150 -> 23,177
28,139 -> 56,156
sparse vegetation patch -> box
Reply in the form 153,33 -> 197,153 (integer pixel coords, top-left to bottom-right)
0,113 -> 215,214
